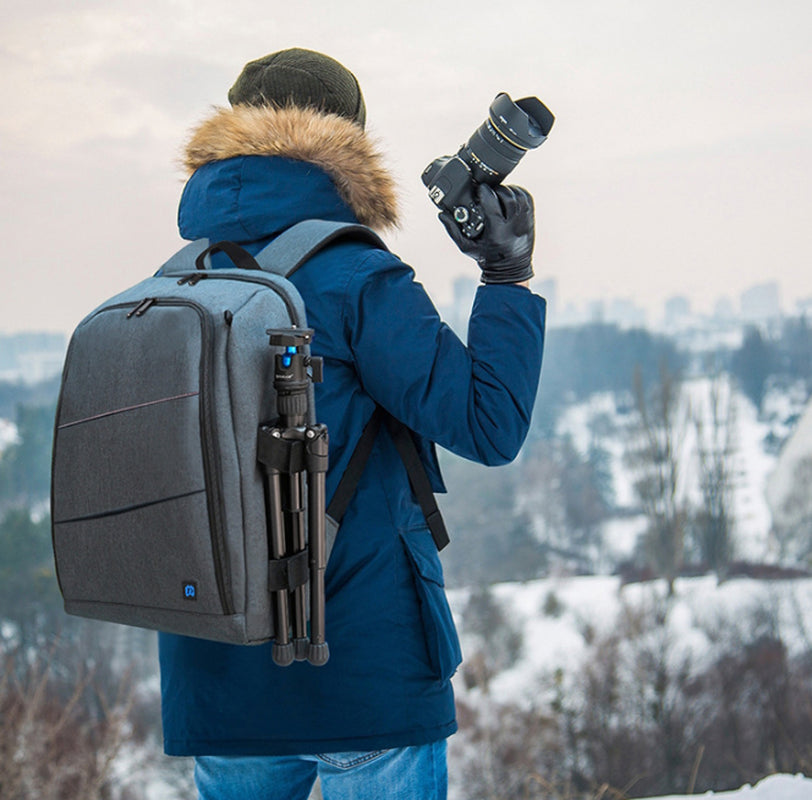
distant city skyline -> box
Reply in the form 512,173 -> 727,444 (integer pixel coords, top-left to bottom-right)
439,273 -> 798,340
545,278 -> 790,329
1,0 -> 811,334
0,274 -> 803,385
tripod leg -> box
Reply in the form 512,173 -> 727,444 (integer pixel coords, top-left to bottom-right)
286,471 -> 309,661
265,468 -> 294,667
306,424 -> 330,666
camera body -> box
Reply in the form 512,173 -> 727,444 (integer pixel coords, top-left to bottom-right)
424,155 -> 487,238
422,93 -> 554,238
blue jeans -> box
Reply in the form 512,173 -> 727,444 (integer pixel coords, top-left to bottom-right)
194,740 -> 447,800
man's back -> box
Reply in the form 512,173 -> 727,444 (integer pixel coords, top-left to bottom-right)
159,48 -> 546,799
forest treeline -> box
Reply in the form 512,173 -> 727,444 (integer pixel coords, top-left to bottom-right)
534,316 -> 812,435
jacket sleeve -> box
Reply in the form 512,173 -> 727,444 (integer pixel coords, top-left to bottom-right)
343,249 -> 546,466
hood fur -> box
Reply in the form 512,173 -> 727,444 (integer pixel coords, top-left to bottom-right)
183,105 -> 400,231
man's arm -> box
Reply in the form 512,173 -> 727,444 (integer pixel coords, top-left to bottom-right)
344,252 -> 545,466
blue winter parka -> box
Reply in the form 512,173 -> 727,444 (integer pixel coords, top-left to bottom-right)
158,104 -> 546,756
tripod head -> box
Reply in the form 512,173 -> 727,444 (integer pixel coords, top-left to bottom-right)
267,328 -> 323,425
267,329 -> 314,348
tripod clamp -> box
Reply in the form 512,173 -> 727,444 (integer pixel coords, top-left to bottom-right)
257,328 -> 330,667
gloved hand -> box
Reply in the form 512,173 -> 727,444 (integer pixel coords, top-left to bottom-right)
439,184 -> 535,284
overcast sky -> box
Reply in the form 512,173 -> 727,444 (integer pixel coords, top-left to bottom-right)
1,0 -> 811,334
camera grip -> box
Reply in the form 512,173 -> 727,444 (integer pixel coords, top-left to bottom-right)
440,185 -> 535,284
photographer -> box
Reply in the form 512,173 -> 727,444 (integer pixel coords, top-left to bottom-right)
159,48 -> 546,800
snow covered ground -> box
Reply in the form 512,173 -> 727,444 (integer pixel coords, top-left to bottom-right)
651,773 -> 812,799
448,573 -> 812,800
450,573 -> 812,711
0,418 -> 18,453
554,378 -> 807,566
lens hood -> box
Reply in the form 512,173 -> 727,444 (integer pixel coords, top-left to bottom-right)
489,93 -> 555,150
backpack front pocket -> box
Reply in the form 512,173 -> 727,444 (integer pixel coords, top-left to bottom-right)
52,300 -> 232,617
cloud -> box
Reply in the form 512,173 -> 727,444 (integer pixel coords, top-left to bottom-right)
3,0 -> 812,332
92,51 -> 233,117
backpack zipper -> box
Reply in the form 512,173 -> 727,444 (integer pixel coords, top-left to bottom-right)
165,298 -> 232,616
107,297 -> 234,616
177,274 -> 207,287
127,297 -> 157,318
172,271 -> 304,327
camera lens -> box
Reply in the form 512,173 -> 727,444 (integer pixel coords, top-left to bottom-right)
490,94 -> 554,149
422,91 -> 553,238
460,93 -> 554,186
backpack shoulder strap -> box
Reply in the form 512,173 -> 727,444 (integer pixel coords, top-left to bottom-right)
327,407 -> 450,552
381,410 -> 450,552
255,220 -> 387,277
157,238 -> 211,275
157,221 -> 386,278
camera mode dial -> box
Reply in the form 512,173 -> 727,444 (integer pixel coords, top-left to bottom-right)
455,204 -> 485,238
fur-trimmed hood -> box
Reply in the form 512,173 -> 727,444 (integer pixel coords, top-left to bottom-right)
182,104 -> 399,231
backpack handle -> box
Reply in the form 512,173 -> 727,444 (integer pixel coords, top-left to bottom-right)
194,241 -> 261,271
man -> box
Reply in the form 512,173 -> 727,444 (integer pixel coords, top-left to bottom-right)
158,48 -> 546,800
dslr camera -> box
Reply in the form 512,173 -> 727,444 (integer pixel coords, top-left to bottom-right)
422,93 -> 554,238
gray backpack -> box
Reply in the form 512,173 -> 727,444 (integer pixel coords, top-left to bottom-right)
51,220 -> 397,657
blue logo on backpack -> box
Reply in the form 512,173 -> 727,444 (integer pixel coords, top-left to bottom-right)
183,581 -> 198,600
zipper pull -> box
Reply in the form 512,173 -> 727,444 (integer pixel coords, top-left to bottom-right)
177,273 -> 207,286
127,298 -> 157,318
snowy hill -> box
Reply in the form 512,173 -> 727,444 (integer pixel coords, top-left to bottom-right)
766,398 -> 812,559
447,573 -> 812,798
552,377 -> 795,567
451,573 -> 812,712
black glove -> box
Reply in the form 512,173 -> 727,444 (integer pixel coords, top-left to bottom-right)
439,184 -> 535,284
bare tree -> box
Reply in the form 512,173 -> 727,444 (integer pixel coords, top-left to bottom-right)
772,456 -> 812,564
0,644 -> 136,800
520,438 -> 610,575
627,361 -> 689,595
460,587 -> 524,693
692,374 -> 737,579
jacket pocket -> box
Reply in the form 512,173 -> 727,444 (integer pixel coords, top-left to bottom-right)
399,527 -> 462,682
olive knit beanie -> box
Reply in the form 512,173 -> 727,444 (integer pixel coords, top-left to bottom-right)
228,48 -> 366,128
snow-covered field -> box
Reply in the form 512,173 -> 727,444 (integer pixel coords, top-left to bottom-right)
554,378 -> 807,565
448,573 -> 812,800
652,773 -> 812,799
451,573 -> 812,709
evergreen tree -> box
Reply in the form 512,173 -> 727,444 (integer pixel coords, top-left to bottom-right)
532,323 -> 685,438
0,403 -> 54,505
731,327 -> 773,412
779,316 -> 812,394
0,508 -> 61,643
587,441 -> 615,511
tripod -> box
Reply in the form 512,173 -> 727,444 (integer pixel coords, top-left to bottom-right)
257,329 -> 329,667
